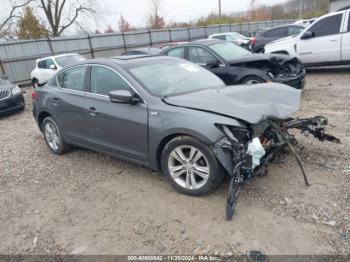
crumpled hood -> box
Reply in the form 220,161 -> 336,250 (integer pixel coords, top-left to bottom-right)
228,53 -> 296,66
163,83 -> 302,124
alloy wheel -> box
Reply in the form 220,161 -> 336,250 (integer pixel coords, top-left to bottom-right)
167,145 -> 210,190
44,122 -> 60,151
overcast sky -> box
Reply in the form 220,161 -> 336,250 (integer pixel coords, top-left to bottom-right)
1,0 -> 286,32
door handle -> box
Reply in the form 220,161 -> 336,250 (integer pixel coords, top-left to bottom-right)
88,106 -> 98,116
330,39 -> 338,42
50,97 -> 60,105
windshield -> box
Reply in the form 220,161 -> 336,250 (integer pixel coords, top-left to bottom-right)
127,58 -> 225,97
55,55 -> 86,67
210,42 -> 251,60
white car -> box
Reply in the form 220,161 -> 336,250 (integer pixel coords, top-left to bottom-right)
31,53 -> 86,87
209,32 -> 252,50
265,9 -> 350,66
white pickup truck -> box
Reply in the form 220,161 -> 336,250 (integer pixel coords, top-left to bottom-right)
264,9 -> 350,66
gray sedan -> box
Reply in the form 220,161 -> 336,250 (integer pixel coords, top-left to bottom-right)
32,56 -> 339,219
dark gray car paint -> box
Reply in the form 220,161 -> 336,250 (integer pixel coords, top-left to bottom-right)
33,57 -> 300,172
164,83 -> 301,124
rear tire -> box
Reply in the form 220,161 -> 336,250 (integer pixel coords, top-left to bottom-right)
42,117 -> 71,155
161,136 -> 224,196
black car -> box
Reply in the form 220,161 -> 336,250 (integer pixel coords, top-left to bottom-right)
0,75 -> 25,117
251,24 -> 305,53
160,39 -> 305,89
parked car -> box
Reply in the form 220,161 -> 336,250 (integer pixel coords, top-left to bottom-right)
264,9 -> 350,66
0,75 -> 25,116
121,48 -> 162,56
32,56 -> 339,220
209,32 -> 252,50
251,24 -> 305,53
293,18 -> 316,26
160,39 -> 305,89
31,53 -> 86,87
155,41 -> 189,50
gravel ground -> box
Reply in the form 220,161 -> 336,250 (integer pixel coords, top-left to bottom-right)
0,69 -> 349,256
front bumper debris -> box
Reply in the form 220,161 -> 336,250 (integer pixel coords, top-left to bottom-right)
215,116 -> 340,221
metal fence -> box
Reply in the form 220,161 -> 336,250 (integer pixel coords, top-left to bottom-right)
0,19 -> 295,85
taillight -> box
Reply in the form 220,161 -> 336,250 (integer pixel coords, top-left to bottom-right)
251,37 -> 257,46
32,92 -> 38,100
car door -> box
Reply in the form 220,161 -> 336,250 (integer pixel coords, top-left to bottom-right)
38,58 -> 58,84
187,46 -> 232,84
51,65 -> 90,145
297,13 -> 343,64
341,11 -> 350,61
85,65 -> 148,163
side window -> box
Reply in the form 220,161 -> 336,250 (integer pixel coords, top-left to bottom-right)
213,35 -> 226,40
189,47 -> 216,64
288,26 -> 304,36
264,27 -> 287,37
46,59 -> 55,69
38,60 -> 47,69
90,66 -> 131,96
348,13 -> 350,32
166,47 -> 185,59
308,14 -> 343,37
225,35 -> 237,41
57,67 -> 86,92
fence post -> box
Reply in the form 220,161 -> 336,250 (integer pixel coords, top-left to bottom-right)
0,59 -> 5,77
87,34 -> 95,58
188,28 -> 191,41
169,29 -> 172,43
122,32 -> 127,51
149,30 -> 153,47
204,26 -> 207,38
239,22 -> 242,34
47,37 -> 54,55
229,24 -> 232,32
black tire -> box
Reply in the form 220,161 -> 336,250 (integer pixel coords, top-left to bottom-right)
32,78 -> 39,88
241,76 -> 264,85
42,117 -> 71,155
161,136 -> 224,196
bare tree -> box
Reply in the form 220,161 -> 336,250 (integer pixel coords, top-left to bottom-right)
118,15 -> 132,33
147,0 -> 165,29
37,0 -> 98,36
0,0 -> 33,39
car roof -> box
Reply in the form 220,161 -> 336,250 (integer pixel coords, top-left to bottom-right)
68,55 -> 181,68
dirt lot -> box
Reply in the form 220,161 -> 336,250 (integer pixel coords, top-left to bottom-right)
0,69 -> 349,256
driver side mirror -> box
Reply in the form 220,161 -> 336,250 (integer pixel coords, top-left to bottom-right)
1,75 -> 8,80
206,59 -> 220,68
109,90 -> 141,105
301,31 -> 315,40
50,64 -> 57,70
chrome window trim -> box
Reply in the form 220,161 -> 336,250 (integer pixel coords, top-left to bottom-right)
56,64 -> 89,94
88,64 -> 147,104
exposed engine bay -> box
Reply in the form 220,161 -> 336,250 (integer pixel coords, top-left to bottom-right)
215,116 -> 340,220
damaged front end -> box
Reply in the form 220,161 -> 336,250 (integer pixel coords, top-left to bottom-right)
214,116 -> 340,221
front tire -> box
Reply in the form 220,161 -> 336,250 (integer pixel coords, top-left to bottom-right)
161,136 -> 224,196
42,117 -> 71,155
241,76 -> 264,85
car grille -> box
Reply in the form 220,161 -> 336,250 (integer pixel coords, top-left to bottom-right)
0,89 -> 11,100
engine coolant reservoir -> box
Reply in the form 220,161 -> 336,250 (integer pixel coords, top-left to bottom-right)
247,137 -> 266,169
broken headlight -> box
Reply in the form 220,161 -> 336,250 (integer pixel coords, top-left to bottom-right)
215,124 -> 252,144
